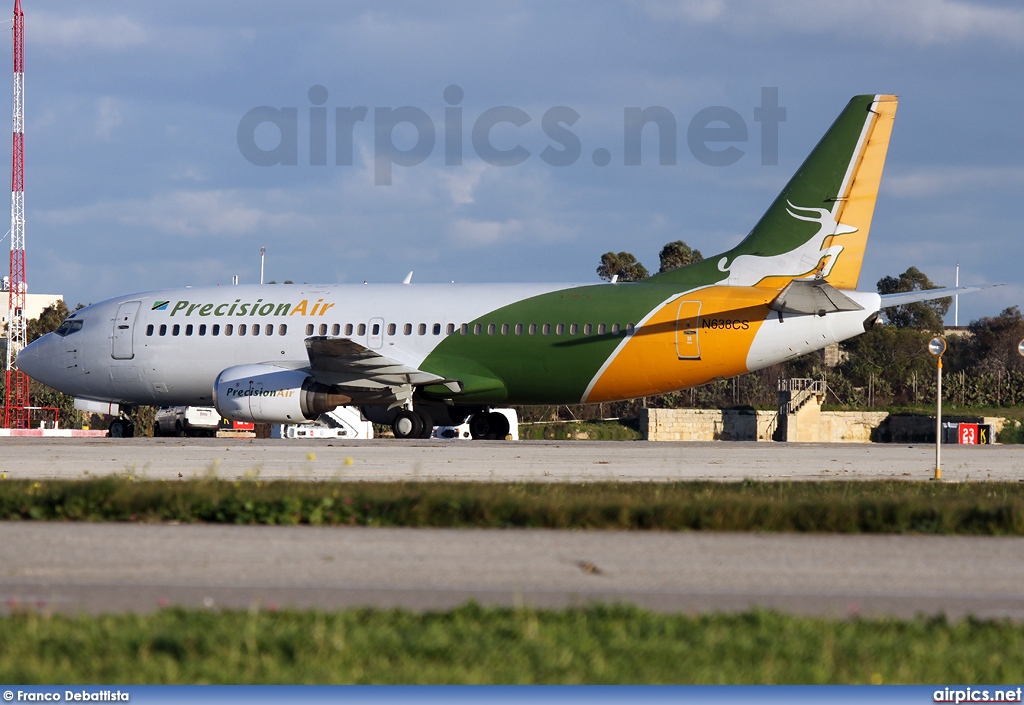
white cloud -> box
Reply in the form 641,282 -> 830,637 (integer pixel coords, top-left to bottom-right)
446,215 -> 580,248
885,166 -> 1024,198
30,10 -> 256,65
38,189 -> 317,238
644,0 -> 1024,45
662,0 -> 728,23
172,167 -> 210,183
447,218 -> 522,247
94,97 -> 123,141
441,161 -> 488,205
33,12 -> 148,51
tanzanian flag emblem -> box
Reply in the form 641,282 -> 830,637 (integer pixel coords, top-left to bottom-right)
152,301 -> 170,311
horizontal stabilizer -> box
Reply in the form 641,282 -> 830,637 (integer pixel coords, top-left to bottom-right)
769,279 -> 865,315
880,285 -> 999,308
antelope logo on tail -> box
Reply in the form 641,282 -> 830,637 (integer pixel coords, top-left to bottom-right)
717,201 -> 858,286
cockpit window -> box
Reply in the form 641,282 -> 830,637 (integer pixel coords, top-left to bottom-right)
54,317 -> 84,337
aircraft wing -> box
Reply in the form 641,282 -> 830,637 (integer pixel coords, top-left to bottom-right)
880,285 -> 999,308
303,336 -> 460,395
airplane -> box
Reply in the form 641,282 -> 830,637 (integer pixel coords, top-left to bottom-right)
16,94 -> 983,439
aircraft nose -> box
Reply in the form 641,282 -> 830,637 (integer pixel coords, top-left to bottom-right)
16,336 -> 48,382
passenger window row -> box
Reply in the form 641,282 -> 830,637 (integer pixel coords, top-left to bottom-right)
456,322 -> 635,336
144,320 -> 637,340
299,322 -> 635,337
145,323 -> 288,337
302,322 -> 635,337
305,323 -> 360,336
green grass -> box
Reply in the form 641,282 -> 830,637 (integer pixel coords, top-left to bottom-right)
999,420 -> 1024,444
3,478 -> 1024,533
519,420 -> 643,441
2,605 -> 1022,684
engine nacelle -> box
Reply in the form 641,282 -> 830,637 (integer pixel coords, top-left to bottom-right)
213,364 -> 350,424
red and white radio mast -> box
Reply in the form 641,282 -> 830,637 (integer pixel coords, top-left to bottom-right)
3,0 -> 28,429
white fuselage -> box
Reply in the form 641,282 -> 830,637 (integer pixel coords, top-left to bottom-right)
17,283 -> 573,406
17,280 -> 881,412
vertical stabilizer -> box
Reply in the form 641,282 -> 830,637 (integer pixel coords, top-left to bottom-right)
649,94 -> 897,291
823,95 -> 897,289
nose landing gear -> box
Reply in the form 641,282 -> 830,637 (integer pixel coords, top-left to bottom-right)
108,417 -> 135,438
108,404 -> 138,438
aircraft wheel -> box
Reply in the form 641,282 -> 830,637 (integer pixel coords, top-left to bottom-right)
109,419 -> 133,438
414,409 -> 433,438
392,410 -> 423,439
469,413 -> 492,440
488,412 -> 511,440
153,423 -> 161,437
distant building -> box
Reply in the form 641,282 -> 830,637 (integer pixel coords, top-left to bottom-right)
942,326 -> 973,339
0,279 -> 64,333
820,342 -> 847,368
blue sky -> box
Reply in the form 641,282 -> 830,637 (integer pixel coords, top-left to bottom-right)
13,0 -> 1024,323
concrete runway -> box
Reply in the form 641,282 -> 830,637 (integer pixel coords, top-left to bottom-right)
2,436 -> 1023,482
4,438 -> 1023,619
3,523 -> 1024,619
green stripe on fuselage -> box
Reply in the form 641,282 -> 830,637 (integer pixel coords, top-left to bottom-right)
420,262 -> 726,404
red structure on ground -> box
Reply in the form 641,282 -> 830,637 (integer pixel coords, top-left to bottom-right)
3,0 -> 29,429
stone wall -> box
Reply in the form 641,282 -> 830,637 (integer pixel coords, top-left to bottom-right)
642,408 -> 1010,443
641,408 -> 777,441
819,411 -> 890,443
641,408 -> 954,443
984,417 -> 1008,436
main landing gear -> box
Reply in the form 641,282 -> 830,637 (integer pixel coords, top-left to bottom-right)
389,407 -> 511,440
391,408 -> 434,439
468,411 -> 510,440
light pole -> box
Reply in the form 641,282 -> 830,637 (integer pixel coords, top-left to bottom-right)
928,337 -> 946,480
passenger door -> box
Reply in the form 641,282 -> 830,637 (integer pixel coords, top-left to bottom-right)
675,300 -> 701,360
111,301 -> 141,360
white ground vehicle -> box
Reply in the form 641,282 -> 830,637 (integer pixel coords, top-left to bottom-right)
433,408 -> 519,440
153,406 -> 220,437
270,406 -> 374,439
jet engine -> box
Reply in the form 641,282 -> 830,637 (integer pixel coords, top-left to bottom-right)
213,364 -> 350,424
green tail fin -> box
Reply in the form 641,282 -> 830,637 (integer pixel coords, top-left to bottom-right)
650,94 -> 897,290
